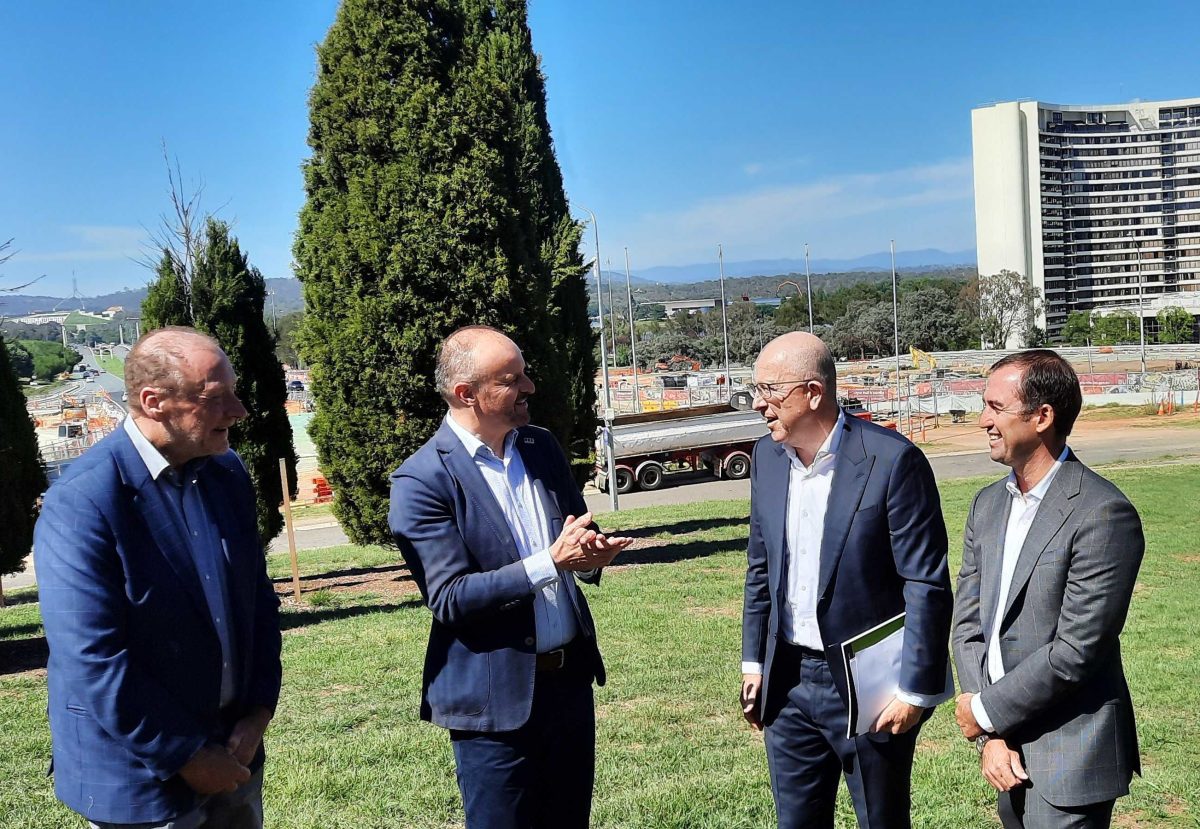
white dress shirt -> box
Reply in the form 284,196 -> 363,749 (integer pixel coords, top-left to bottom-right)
742,410 -> 942,708
445,414 -> 579,652
971,445 -> 1070,732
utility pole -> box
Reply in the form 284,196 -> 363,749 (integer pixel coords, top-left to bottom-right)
624,247 -> 640,413
804,242 -> 814,332
718,244 -> 731,401
890,240 -> 904,434
580,207 -> 618,510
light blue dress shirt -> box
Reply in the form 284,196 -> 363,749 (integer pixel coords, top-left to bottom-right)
123,416 -> 237,708
445,414 -> 579,652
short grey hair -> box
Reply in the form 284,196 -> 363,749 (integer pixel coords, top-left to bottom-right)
435,325 -> 503,403
124,326 -> 221,414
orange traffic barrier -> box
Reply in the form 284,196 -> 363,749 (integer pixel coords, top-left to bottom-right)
1157,399 -> 1165,416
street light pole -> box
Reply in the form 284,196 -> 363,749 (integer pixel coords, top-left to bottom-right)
1135,240 -> 1146,376
606,258 -> 618,367
580,207 -> 619,511
804,242 -> 814,332
718,244 -> 732,401
890,240 -> 904,434
624,247 -> 640,413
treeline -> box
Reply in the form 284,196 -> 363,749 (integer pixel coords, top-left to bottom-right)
5,340 -> 77,381
600,274 -> 1023,369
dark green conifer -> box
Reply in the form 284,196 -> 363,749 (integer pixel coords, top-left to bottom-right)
0,335 -> 47,576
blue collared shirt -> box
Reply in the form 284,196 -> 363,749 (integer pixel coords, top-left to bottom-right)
445,414 -> 579,652
123,416 -> 237,707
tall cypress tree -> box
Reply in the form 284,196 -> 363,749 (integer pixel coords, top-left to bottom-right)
295,0 -> 596,545
0,335 -> 47,576
142,218 -> 297,545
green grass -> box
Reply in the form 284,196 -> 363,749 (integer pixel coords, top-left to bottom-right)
21,379 -> 70,399
94,353 -> 124,378
3,467 -> 1198,827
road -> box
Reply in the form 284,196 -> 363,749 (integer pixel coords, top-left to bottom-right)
260,426 -> 1200,556
77,345 -> 128,413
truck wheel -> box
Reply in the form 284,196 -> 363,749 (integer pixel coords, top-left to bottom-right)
724,453 -> 751,480
636,463 -> 664,491
615,467 -> 635,495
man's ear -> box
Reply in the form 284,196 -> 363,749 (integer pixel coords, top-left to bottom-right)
139,387 -> 170,422
1033,403 -> 1056,436
452,381 -> 477,408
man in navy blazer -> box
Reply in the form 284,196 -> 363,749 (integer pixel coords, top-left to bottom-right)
36,328 -> 282,828
389,326 -> 631,829
740,332 -> 953,829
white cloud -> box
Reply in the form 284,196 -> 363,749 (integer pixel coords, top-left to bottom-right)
616,158 -> 975,265
21,225 -> 145,263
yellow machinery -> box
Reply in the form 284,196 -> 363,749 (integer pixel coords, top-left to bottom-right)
910,347 -> 937,371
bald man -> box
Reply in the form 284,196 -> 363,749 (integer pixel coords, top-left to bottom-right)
389,326 -> 631,829
36,327 -> 282,828
740,333 -> 953,829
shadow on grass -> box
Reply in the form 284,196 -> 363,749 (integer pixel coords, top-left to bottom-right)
615,536 -> 745,567
280,598 -> 425,631
0,636 -> 48,675
621,516 -> 749,539
1,589 -> 40,607
1,622 -> 45,639
272,563 -> 411,588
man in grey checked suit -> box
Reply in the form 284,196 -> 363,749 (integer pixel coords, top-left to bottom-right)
952,350 -> 1143,828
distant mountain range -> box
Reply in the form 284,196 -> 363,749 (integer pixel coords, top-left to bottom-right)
0,278 -> 305,318
1,248 -> 977,315
629,248 -> 977,284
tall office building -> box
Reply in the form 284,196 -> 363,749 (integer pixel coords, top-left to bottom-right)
973,97 -> 1200,343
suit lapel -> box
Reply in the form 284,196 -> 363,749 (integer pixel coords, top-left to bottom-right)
112,429 -> 211,621
1000,459 -> 1081,622
978,483 -> 1013,643
436,423 -> 521,564
818,416 -> 873,599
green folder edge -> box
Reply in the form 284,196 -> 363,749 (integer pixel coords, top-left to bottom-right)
840,611 -> 905,739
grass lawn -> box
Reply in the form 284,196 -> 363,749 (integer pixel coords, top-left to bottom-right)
95,353 -> 124,377
2,465 -> 1198,827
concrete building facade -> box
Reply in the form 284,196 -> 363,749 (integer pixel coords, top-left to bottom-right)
973,97 -> 1200,342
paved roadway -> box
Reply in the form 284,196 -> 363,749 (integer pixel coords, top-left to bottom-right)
78,346 -> 128,413
263,427 -> 1200,556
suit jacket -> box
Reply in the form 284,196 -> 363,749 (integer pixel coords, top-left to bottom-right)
34,426 -> 283,825
388,421 -> 603,733
952,453 -> 1143,808
742,412 -> 953,726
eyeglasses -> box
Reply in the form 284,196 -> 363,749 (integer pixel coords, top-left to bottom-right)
747,378 -> 822,402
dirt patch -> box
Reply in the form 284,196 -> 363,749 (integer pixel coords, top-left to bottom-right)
684,605 -> 739,619
1178,555 -> 1200,564
275,565 -> 421,606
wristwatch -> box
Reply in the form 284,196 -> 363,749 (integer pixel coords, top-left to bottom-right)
975,735 -> 991,755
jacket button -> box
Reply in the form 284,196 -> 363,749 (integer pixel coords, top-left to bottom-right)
524,637 -> 535,646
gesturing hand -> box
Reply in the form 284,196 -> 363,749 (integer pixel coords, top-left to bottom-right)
550,513 -> 634,571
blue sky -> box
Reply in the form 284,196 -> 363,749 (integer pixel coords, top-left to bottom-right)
3,1 -> 1200,297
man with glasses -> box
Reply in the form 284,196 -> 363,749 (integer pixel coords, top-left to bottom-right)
952,350 -> 1143,828
36,327 -> 282,829
740,331 -> 953,829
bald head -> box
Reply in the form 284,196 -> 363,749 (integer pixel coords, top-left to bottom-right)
756,332 -> 838,401
124,326 -> 222,415
436,325 -> 516,405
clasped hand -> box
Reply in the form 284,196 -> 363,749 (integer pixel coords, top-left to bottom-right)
550,512 -> 633,571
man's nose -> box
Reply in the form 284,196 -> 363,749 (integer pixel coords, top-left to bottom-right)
229,395 -> 249,419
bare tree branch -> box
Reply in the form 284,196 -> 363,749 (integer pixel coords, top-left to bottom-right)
0,238 -> 46,295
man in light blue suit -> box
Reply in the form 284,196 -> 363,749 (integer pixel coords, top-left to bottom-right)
389,326 -> 631,829
36,327 -> 282,828
740,332 -> 954,829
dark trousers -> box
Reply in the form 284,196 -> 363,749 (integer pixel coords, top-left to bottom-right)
999,788 -> 1115,829
764,644 -> 921,829
450,663 -> 595,829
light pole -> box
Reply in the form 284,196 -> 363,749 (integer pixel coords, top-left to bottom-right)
778,279 -> 806,326
605,258 -> 618,367
890,240 -> 904,434
1135,240 -> 1146,376
803,242 -> 814,332
623,248 -> 640,413
579,207 -> 619,511
717,244 -> 732,400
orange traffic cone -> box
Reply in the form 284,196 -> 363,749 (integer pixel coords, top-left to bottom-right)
1156,398 -> 1165,416
1167,395 -> 1175,415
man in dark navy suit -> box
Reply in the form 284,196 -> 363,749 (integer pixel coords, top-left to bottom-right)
389,326 -> 632,829
36,327 -> 282,828
740,332 -> 954,829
